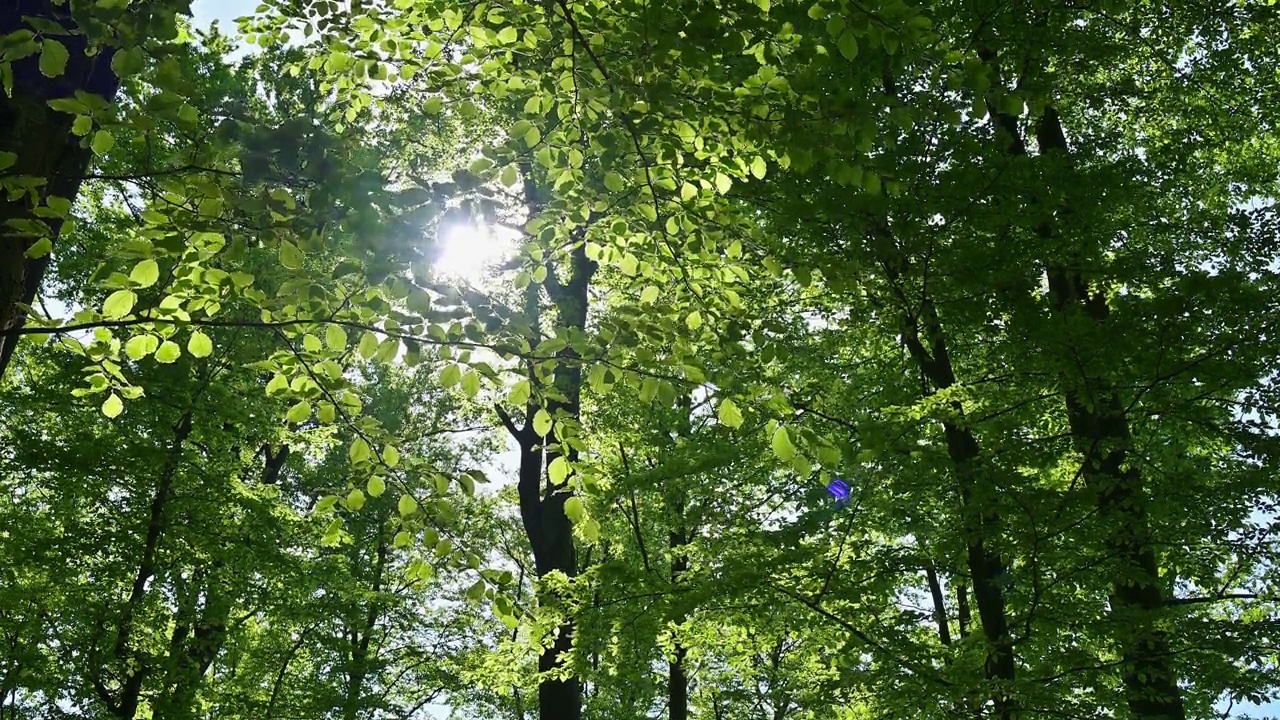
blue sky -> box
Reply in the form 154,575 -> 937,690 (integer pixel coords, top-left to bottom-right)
191,0 -> 257,31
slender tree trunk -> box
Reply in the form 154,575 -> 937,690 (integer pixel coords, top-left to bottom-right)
0,1 -> 121,377
1032,107 -> 1186,720
668,499 -> 689,720
265,623 -> 319,719
92,409 -> 192,719
157,565 -> 231,717
539,238 -> 592,720
663,396 -> 693,720
892,283 -> 1017,720
955,583 -> 971,638
344,525 -> 388,720
501,171 -> 595,720
925,564 -> 952,648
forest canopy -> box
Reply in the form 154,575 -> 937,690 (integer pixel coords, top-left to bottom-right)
1,0 -> 1279,719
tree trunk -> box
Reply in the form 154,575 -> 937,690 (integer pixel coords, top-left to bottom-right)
893,280 -> 1017,720
668,498 -> 689,720
94,408 -> 192,719
925,564 -> 952,647
0,1 -> 121,377
502,171 -> 595,720
1033,106 -> 1186,720
157,566 -> 231,718
344,524 -> 388,720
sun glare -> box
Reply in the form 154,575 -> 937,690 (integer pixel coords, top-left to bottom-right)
434,221 -> 514,283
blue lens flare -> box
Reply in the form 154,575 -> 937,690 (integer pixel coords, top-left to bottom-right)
827,478 -> 850,503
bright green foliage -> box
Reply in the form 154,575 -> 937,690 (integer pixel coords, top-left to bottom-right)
2,0 -> 1279,719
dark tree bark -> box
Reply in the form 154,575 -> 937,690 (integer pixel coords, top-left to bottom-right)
864,66 -> 1019,719
925,564 -> 952,647
667,497 -> 689,720
1033,107 -> 1187,720
92,408 -> 192,719
157,565 -> 231,718
500,170 -> 595,720
0,0 -> 122,377
885,264 -> 1018,720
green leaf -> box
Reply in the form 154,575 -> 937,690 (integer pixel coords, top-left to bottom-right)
686,310 -> 703,330
155,341 -> 181,364
564,495 -> 586,521
376,337 -> 400,363
124,334 -> 158,361
440,364 -> 462,388
91,130 -> 114,155
187,331 -> 213,358
715,172 -> 733,194
129,259 -> 160,288
548,456 -> 570,485
718,398 -> 744,428
325,324 -> 348,350
461,370 -> 481,397
279,241 -> 304,270
39,39 -> 68,78
46,198 -> 71,219
383,445 -> 400,467
640,285 -> 660,304
771,426 -> 797,461
837,31 -> 859,61
102,290 -> 136,319
500,164 -> 519,187
533,408 -> 553,437
604,171 -> 625,192
110,46 -> 145,77
346,488 -> 366,511
350,438 -> 372,463
398,494 -> 418,516
358,331 -> 379,359
101,393 -> 123,418
45,198 -> 71,218
266,374 -> 289,396
640,377 -> 659,403
286,400 -> 312,424
25,238 -> 53,259
750,155 -> 768,179
508,379 -> 532,406
424,97 -> 444,114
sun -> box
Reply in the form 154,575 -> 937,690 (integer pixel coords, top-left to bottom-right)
433,220 -> 515,284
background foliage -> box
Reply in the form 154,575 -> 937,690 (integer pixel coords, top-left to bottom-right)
0,0 -> 1278,719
